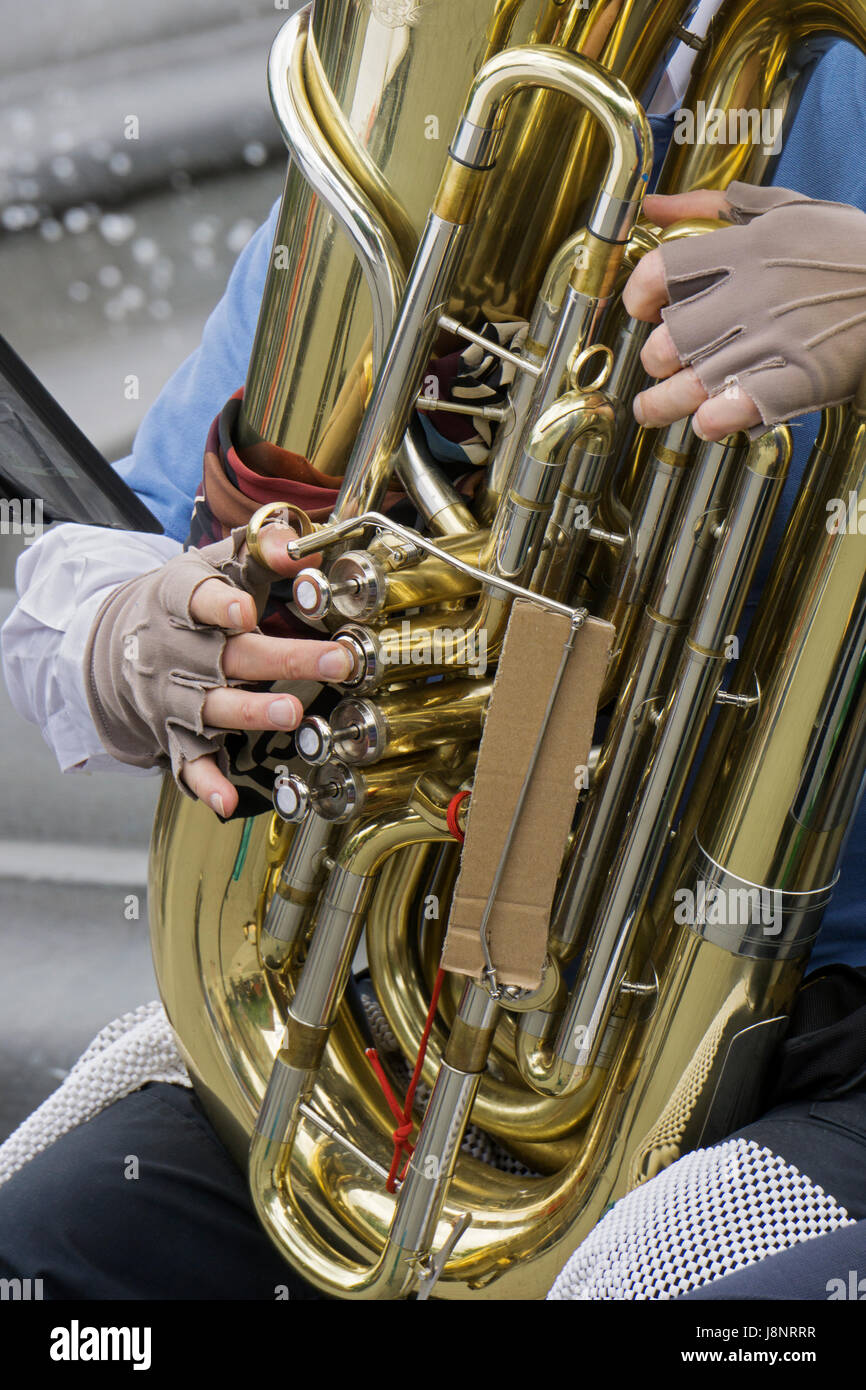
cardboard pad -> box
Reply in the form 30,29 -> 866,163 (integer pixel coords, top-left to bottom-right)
442,600 -> 613,990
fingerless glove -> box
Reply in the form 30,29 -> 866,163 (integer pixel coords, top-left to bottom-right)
84,527 -> 273,789
660,181 -> 866,435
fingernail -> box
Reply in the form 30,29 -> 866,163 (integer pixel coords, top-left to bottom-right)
228,601 -> 243,628
209,792 -> 226,818
633,394 -> 646,425
269,696 -> 300,728
692,419 -> 709,441
318,647 -> 353,680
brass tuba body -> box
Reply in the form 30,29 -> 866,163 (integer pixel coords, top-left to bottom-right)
149,0 -> 866,1298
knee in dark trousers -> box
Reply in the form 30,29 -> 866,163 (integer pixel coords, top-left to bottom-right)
681,1068 -> 866,1300
681,1218 -> 866,1299
0,1082 -> 320,1300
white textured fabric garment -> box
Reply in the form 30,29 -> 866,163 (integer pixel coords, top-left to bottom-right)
547,1137 -> 854,1300
0,1001 -> 190,1188
0,522 -> 181,774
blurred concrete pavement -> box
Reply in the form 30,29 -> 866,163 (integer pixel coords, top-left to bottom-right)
0,2 -> 296,1141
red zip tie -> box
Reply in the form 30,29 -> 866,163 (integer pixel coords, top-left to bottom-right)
446,789 -> 470,842
366,966 -> 446,1192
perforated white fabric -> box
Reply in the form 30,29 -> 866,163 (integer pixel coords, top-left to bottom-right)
0,1000 -> 190,1187
547,1137 -> 854,1300
5,1001 -> 849,1304
0,986 -> 536,1190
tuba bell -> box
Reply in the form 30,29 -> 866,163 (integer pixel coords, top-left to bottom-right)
149,0 -> 866,1298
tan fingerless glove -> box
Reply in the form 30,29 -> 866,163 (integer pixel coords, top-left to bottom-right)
84,527 -> 274,790
659,180 -> 866,434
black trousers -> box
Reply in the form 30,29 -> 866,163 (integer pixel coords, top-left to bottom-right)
2,965 -> 865,1301
0,1081 -> 321,1300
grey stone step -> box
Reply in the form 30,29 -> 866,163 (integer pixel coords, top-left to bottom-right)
1,162 -> 283,469
0,878 -> 158,1143
0,0 -> 285,77
0,14 -> 287,221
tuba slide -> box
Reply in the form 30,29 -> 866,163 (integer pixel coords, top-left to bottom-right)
149,0 -> 866,1298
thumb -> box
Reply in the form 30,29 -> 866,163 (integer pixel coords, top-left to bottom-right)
247,521 -> 322,580
643,189 -> 732,226
180,752 -> 239,819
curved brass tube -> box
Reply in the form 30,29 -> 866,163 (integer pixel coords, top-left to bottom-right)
332,390 -> 616,688
364,852 -> 601,1152
266,13 -> 401,385
249,762 -> 610,1295
517,427 -> 792,1097
302,28 -> 418,274
328,34 -> 649,525
250,784 -> 457,1297
265,8 -> 475,535
659,0 -> 866,195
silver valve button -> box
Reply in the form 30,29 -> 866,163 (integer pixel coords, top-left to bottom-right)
293,568 -> 362,621
273,773 -> 310,823
331,698 -> 386,764
332,630 -> 372,689
327,552 -> 386,620
308,761 -> 362,823
292,569 -> 332,620
331,626 -> 379,691
295,715 -> 334,765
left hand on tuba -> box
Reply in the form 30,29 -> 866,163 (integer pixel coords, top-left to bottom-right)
623,183 -> 866,441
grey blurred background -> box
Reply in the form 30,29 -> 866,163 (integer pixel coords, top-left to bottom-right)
0,0 -> 292,1139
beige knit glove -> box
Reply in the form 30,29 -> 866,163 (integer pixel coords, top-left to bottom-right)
659,181 -> 866,434
84,527 -> 274,790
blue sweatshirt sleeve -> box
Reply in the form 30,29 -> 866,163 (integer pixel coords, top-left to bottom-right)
768,41 -> 866,970
112,194 -> 282,542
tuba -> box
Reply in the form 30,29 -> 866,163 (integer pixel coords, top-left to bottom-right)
149,0 -> 866,1298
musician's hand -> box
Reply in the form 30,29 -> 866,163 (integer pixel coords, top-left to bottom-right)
180,522 -> 353,817
84,520 -> 354,819
623,190 -> 756,440
623,183 -> 866,441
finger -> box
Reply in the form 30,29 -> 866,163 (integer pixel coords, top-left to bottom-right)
251,521 -> 323,579
180,753 -> 239,819
633,368 -> 708,429
201,687 -> 306,732
624,191 -> 734,322
641,322 -> 683,380
692,388 -> 763,442
643,190 -> 732,227
222,632 -> 356,683
622,247 -> 669,323
189,577 -> 258,632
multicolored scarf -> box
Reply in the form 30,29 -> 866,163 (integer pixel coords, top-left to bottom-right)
187,319 -> 526,812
